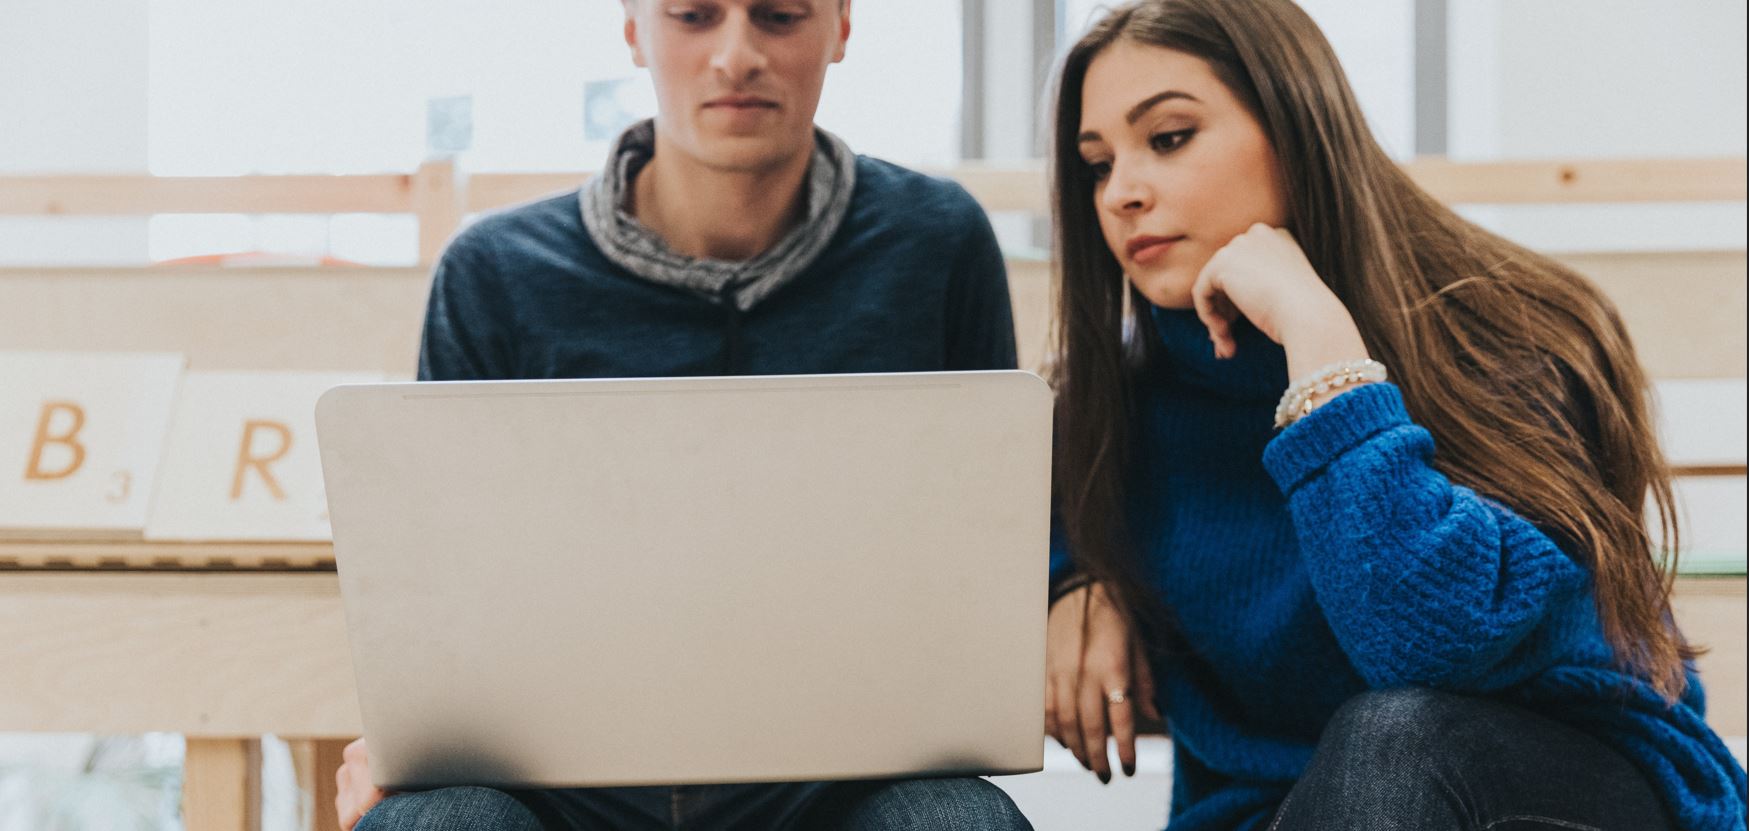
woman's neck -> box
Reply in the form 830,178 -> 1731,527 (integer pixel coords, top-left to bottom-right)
1150,306 -> 1290,402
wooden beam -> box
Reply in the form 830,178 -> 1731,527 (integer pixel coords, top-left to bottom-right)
0,572 -> 360,736
1562,250 -> 1747,379
1407,156 -> 1749,205
466,173 -> 591,213
183,737 -> 263,831
1671,578 -> 1748,735
413,160 -> 463,265
0,265 -> 430,376
2,158 -> 1741,222
0,175 -> 414,216
291,737 -> 351,831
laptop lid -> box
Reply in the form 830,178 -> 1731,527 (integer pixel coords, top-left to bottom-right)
315,370 -> 1051,789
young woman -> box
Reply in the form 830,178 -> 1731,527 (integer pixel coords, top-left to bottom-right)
1041,1 -> 1747,829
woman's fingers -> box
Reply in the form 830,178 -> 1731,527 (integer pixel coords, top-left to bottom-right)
1077,675 -> 1113,783
1083,611 -> 1133,782
1192,258 -> 1238,359
1107,683 -> 1138,778
1047,581 -> 1155,784
1043,677 -> 1058,744
1055,670 -> 1087,767
1135,651 -> 1163,723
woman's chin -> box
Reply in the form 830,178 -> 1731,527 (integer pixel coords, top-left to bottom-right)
1128,275 -> 1196,310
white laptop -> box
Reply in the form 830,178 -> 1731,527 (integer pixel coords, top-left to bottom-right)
314,370 -> 1051,789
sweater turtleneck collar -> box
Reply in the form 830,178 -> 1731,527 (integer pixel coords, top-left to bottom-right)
1148,305 -> 1290,403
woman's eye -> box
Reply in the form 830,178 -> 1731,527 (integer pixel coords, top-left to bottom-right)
1085,161 -> 1112,181
1151,129 -> 1194,153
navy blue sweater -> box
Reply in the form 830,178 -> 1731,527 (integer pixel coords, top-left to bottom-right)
418,157 -> 1017,381
1051,308 -> 1747,831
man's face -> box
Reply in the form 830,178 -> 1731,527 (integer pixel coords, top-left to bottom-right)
624,1 -> 850,174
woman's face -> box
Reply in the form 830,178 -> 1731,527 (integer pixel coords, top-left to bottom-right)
1077,41 -> 1288,309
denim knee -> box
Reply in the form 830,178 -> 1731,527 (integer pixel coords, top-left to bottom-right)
830,777 -> 1032,831
1319,687 -> 1466,765
355,785 -> 543,831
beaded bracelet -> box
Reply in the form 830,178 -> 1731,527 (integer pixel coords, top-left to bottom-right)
1273,358 -> 1388,429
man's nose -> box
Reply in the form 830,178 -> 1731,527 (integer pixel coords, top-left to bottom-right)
710,13 -> 769,85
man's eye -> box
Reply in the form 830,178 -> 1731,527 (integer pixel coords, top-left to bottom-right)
669,8 -> 714,25
760,10 -> 804,27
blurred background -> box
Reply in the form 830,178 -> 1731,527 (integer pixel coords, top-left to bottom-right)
2,0 -> 1743,265
0,1 -> 1743,829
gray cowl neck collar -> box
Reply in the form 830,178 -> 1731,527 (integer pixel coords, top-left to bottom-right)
580,119 -> 858,313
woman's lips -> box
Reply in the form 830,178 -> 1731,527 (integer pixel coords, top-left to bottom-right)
1127,235 -> 1183,266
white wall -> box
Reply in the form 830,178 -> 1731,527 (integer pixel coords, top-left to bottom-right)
1450,0 -> 1748,252
5,1 -> 1745,259
0,0 -> 150,264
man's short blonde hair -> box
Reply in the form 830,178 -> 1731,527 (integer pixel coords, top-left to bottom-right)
623,0 -> 847,9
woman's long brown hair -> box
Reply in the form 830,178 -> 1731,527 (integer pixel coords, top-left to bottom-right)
1049,0 -> 1692,700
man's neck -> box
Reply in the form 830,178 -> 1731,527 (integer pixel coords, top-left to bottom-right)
631,134 -> 813,262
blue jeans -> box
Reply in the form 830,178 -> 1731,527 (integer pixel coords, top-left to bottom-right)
356,777 -> 1031,831
1268,688 -> 1673,830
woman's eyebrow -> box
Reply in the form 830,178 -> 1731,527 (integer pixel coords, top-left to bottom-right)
1078,89 -> 1201,144
1124,90 -> 1199,124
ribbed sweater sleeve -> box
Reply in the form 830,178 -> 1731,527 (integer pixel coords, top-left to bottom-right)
1260,382 -> 1588,689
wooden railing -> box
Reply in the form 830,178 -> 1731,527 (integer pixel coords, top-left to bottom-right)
4,157 -> 1743,264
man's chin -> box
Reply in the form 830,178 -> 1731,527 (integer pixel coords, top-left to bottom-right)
690,135 -> 813,175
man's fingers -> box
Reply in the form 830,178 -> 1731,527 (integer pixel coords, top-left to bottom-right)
337,738 -> 379,831
338,787 -> 360,831
339,785 -> 388,831
336,761 -> 355,829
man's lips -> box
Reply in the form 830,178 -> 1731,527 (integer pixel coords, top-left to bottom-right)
1126,235 -> 1184,264
704,96 -> 779,109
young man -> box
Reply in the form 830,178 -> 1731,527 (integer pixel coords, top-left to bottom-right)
336,1 -> 1029,828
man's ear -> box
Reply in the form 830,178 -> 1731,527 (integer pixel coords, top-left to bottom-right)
832,0 -> 852,63
624,2 -> 648,68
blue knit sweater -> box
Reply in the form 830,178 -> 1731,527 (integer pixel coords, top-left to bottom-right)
1050,307 -> 1747,831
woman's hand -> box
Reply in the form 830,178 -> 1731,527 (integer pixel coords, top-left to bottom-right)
1191,223 -> 1370,380
1045,581 -> 1160,784
336,737 -> 392,831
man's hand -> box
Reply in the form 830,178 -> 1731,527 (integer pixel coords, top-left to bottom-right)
336,737 -> 391,831
1044,581 -> 1161,784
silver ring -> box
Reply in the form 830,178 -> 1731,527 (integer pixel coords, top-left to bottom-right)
1106,689 -> 1128,706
